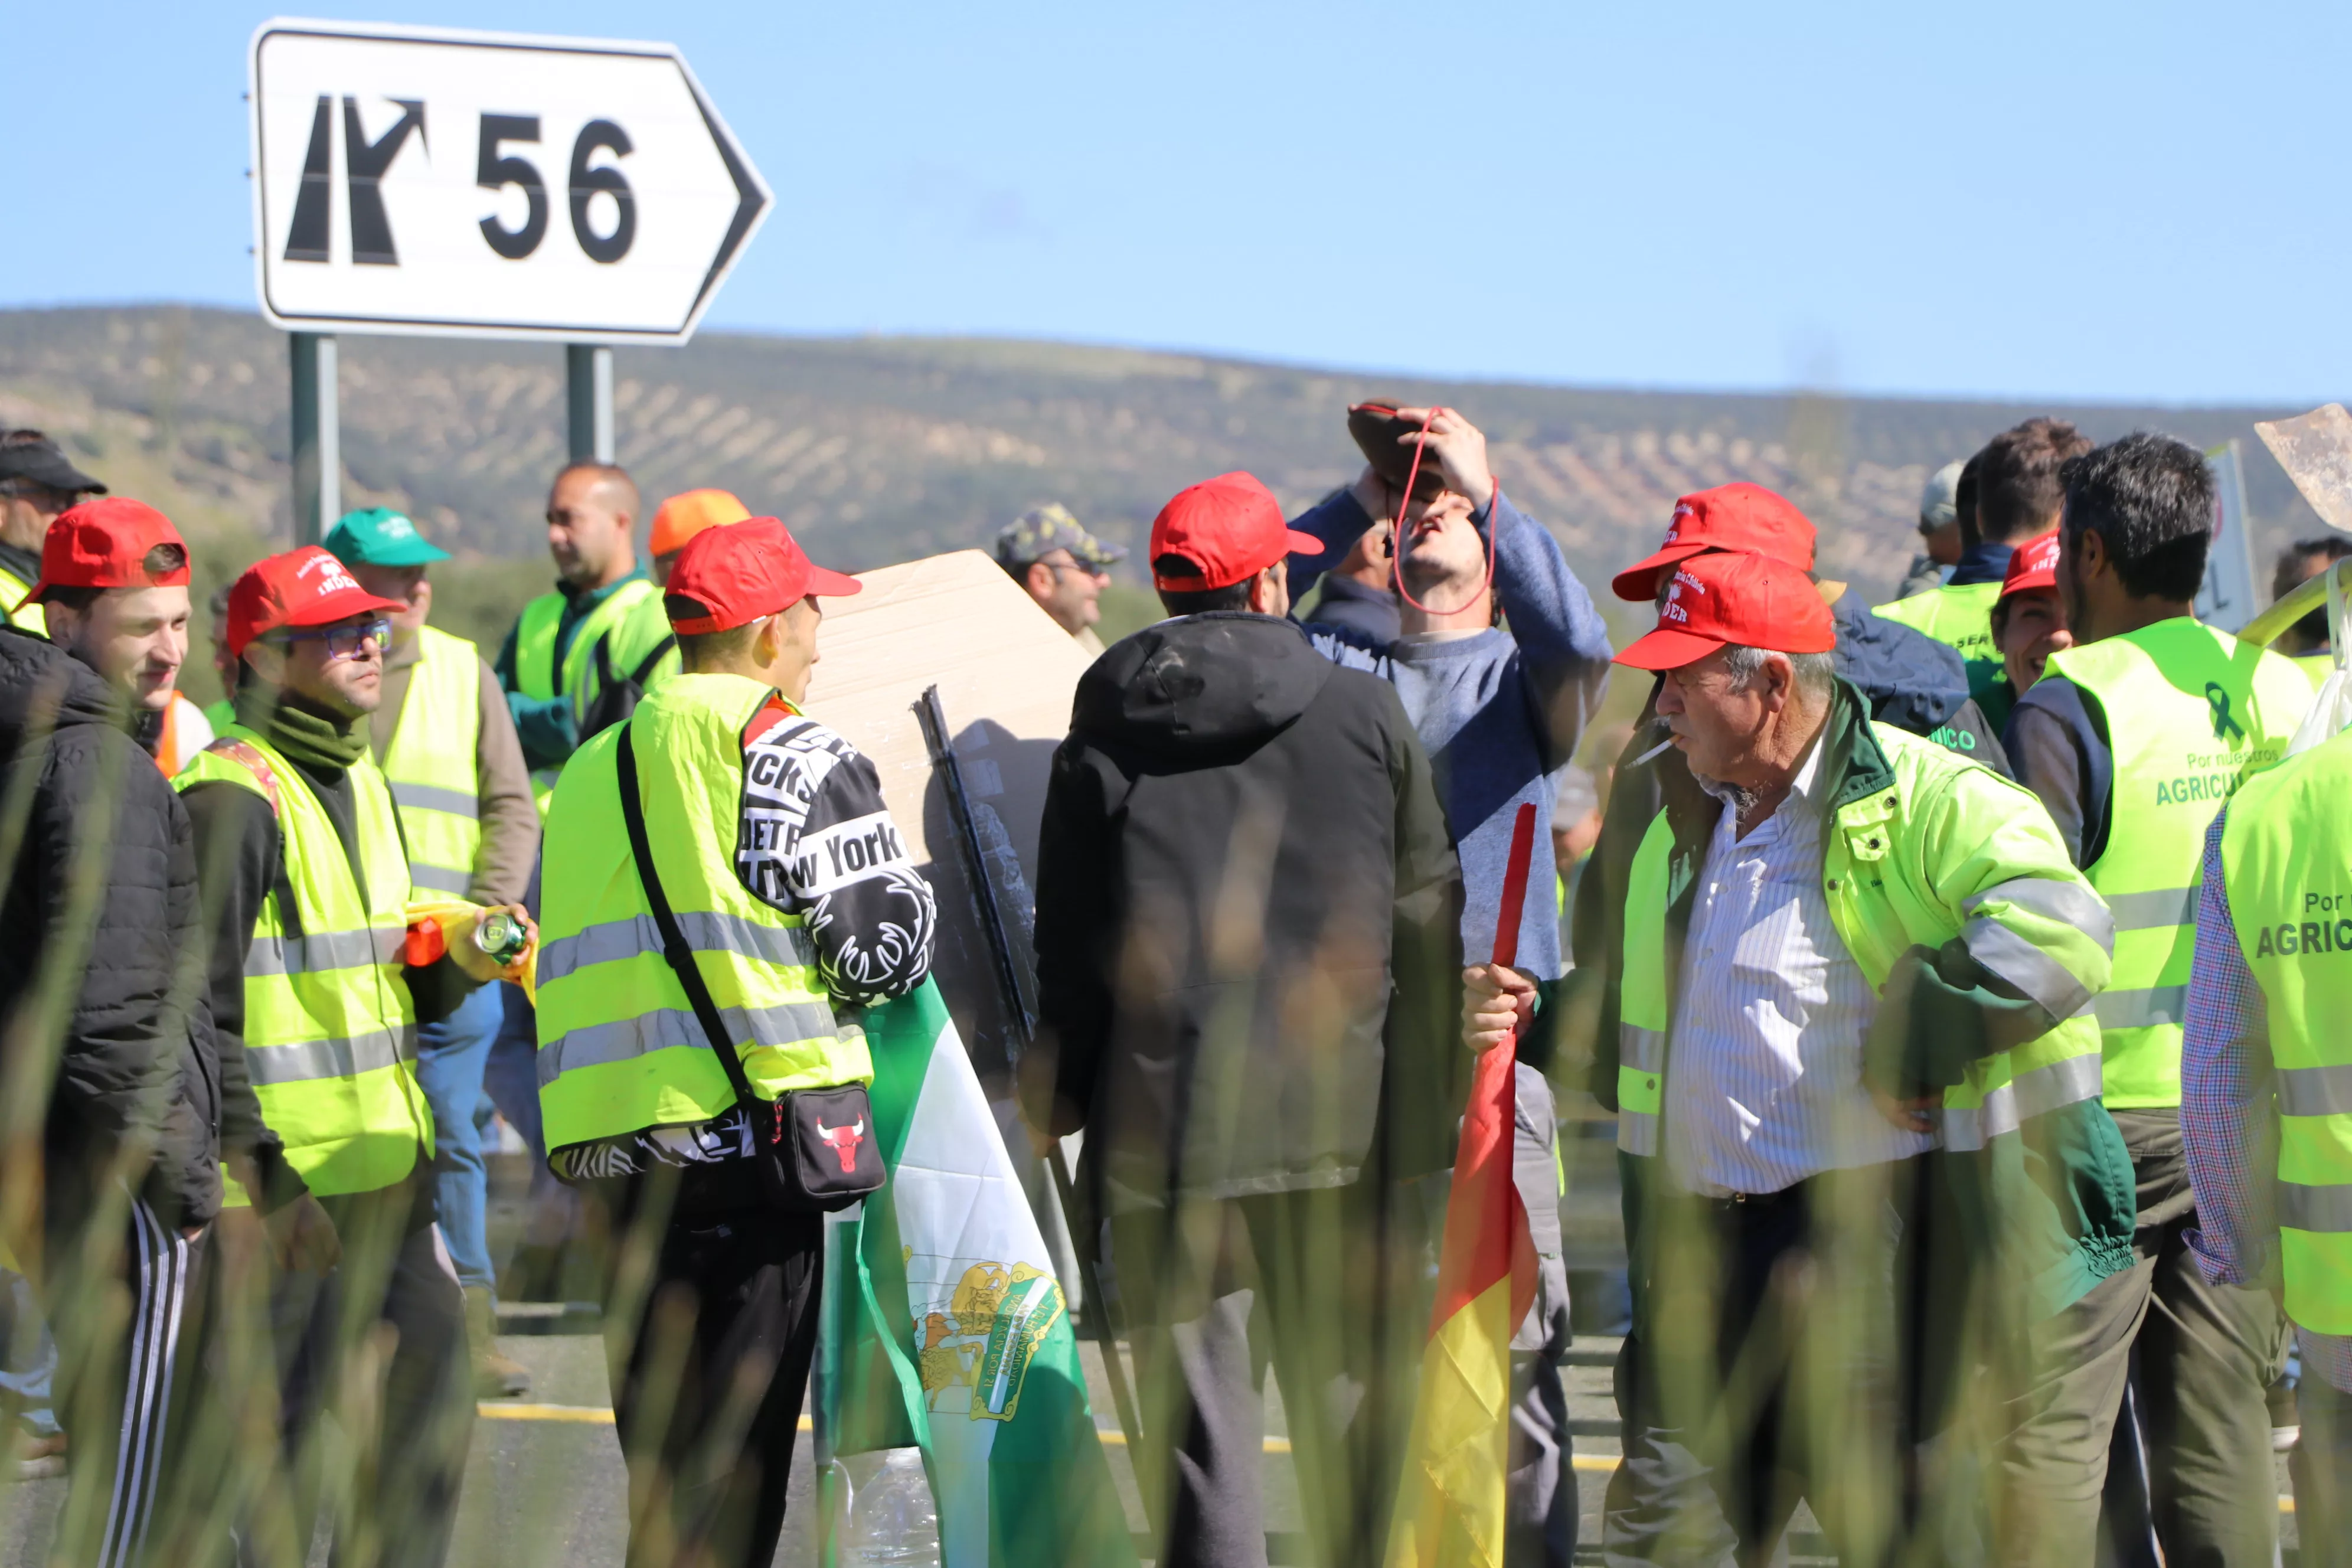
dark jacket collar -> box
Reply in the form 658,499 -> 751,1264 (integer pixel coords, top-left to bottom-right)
1949,540 -> 2014,587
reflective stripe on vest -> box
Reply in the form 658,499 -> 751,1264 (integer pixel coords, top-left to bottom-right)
2045,618 -> 2308,1108
174,727 -> 430,1199
1942,1030 -> 2106,1151
2223,727 -> 2352,1336
533,673 -> 870,1153
381,625 -> 484,897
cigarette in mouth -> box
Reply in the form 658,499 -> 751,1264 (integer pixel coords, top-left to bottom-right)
1630,719 -> 1676,767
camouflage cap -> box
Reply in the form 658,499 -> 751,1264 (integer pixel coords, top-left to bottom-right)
993,503 -> 1128,572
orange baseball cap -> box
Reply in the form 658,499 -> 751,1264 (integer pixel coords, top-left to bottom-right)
649,489 -> 752,558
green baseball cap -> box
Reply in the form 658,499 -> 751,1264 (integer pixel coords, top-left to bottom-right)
325,506 -> 450,568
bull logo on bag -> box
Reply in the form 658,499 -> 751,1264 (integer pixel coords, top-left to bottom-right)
815,1116 -> 867,1174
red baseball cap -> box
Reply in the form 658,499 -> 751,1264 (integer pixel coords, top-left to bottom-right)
224,546 -> 406,656
1611,483 -> 1817,602
1615,549 -> 1836,672
2000,530 -> 2062,600
1148,472 -> 1320,592
24,497 -> 190,605
664,517 -> 861,635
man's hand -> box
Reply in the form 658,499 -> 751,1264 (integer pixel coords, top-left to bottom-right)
445,903 -> 539,985
1463,963 -> 1536,1054
1389,407 -> 1496,512
264,1193 -> 342,1274
1350,464 -> 1396,525
1870,1087 -> 1941,1135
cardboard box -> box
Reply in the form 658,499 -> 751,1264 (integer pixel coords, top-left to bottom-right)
801,549 -> 1095,1093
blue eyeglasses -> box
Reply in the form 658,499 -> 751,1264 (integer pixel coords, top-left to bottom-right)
270,617 -> 391,661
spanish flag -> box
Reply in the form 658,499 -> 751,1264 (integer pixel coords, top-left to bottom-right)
1384,804 -> 1541,1568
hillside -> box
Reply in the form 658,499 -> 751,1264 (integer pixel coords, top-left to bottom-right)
0,304 -> 2333,653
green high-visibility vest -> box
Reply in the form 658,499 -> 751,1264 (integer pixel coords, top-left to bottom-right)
533,672 -> 870,1157
512,578 -> 655,701
566,587 -> 680,727
2045,618 -> 2311,1107
1873,580 -> 2002,663
1616,720 -> 2112,1159
382,624 -> 482,896
511,576 -> 656,813
1,563 -> 44,634
2222,728 -> 2352,1335
175,727 -> 432,1198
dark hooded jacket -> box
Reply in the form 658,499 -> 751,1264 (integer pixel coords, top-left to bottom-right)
0,627 -> 220,1231
1027,612 -> 1464,1208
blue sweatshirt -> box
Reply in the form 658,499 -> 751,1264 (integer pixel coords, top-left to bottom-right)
1289,489 -> 1613,981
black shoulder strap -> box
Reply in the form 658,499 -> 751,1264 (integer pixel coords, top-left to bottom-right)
628,635 -> 677,687
615,721 -> 762,1111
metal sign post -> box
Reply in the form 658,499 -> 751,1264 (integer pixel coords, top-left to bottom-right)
288,331 -> 339,544
566,344 -> 615,463
249,18 -> 770,521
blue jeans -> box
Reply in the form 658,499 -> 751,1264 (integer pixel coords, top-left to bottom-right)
413,980 -> 505,1292
487,980 -> 547,1164
0,1270 -> 57,1437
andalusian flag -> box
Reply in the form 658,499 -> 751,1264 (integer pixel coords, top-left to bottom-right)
1384,807 -> 1541,1568
817,977 -> 1135,1567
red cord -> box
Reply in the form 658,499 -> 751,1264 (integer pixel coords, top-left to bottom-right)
1387,404 -> 1497,618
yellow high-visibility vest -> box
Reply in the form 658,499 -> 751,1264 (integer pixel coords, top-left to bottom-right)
2044,618 -> 2311,1107
534,674 -> 868,1158
175,727 -> 432,1198
381,624 -> 482,896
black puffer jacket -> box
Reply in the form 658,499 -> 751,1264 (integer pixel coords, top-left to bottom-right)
1027,612 -> 1464,1208
0,628 -> 219,1230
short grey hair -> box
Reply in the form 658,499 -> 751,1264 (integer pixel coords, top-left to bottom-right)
1723,643 -> 1836,700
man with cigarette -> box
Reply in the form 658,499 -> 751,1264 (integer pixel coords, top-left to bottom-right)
1501,546 -> 2116,1564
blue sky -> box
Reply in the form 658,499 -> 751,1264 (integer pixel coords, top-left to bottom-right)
7,1 -> 2347,404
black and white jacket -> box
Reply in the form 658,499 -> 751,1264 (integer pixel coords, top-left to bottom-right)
554,694 -> 935,1183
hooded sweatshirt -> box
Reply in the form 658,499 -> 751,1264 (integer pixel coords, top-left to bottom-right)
0,627 -> 220,1230
1028,612 -> 1464,1209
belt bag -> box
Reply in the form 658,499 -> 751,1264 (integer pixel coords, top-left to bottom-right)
615,721 -> 884,1212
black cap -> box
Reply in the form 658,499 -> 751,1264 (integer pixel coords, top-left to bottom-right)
0,435 -> 105,497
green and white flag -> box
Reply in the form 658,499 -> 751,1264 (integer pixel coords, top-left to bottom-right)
817,977 -> 1135,1567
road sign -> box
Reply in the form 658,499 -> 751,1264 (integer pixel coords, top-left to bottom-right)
2197,439 -> 2259,633
249,19 -> 770,344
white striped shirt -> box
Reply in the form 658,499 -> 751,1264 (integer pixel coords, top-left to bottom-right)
1662,737 -> 1935,1196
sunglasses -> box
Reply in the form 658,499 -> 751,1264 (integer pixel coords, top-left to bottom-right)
270,617 -> 391,661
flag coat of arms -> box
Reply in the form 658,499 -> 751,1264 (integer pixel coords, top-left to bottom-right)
818,977 -> 1135,1567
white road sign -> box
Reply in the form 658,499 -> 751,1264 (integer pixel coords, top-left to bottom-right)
249,19 -> 770,344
